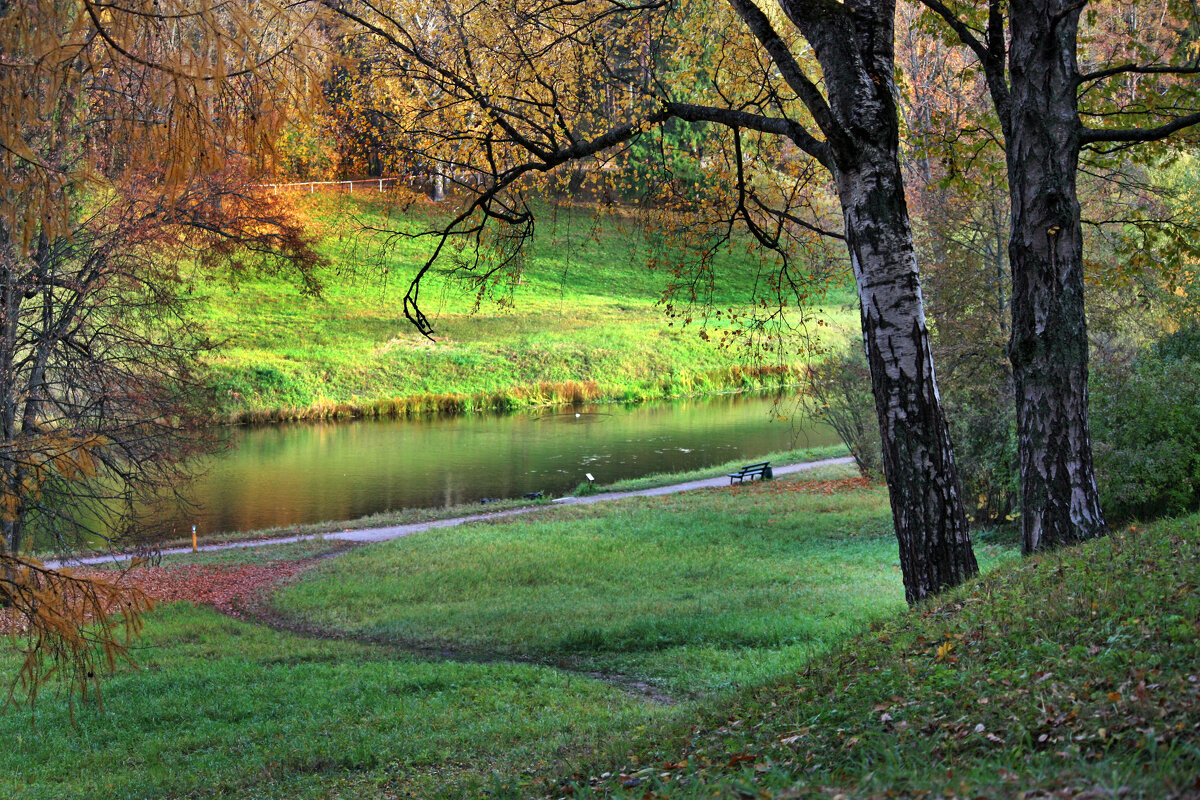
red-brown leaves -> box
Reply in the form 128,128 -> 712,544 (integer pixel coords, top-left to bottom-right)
71,560 -> 313,617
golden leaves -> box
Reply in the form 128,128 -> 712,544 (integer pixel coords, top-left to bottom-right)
1,0 -> 322,254
0,432 -> 110,524
1,552 -> 154,710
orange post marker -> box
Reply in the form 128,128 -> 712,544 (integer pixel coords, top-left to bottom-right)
192,525 -> 197,553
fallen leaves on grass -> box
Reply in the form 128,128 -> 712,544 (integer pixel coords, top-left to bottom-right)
733,477 -> 873,496
71,561 -> 313,617
552,518 -> 1200,799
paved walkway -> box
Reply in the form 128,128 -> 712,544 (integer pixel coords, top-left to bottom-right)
49,456 -> 854,569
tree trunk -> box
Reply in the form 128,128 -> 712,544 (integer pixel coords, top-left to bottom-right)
801,0 -> 979,603
834,152 -> 980,604
431,169 -> 445,202
1006,0 -> 1107,553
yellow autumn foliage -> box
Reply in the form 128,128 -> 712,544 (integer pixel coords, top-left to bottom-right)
1,553 -> 153,710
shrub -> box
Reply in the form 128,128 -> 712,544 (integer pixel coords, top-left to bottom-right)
941,384 -> 1018,526
1091,324 -> 1200,521
802,344 -> 883,479
805,344 -> 1018,524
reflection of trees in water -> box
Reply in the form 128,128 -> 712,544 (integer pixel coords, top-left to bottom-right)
162,393 -> 838,535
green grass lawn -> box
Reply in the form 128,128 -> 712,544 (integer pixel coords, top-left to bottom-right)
3,465 -> 1194,799
270,464 -> 932,697
1,465 -> 930,799
198,195 -> 857,420
1,604 -> 664,800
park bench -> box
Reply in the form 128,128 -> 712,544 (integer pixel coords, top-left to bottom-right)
729,461 -> 772,484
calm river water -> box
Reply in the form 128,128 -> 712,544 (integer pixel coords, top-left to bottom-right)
176,391 -> 838,536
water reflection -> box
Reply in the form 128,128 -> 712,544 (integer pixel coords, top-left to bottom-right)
176,392 -> 837,535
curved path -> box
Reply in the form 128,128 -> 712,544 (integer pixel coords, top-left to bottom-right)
49,456 -> 855,569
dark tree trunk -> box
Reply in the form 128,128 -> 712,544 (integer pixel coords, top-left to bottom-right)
1006,0 -> 1107,553
791,0 -> 979,603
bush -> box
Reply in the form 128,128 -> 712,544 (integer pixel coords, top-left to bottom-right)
1091,325 -> 1200,522
943,387 -> 1018,526
802,344 -> 883,479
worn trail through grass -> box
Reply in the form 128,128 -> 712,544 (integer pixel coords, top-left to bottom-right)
78,538 -> 683,705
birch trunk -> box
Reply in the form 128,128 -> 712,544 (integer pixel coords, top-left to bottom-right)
1006,0 -> 1107,553
835,153 -> 979,603
795,0 -> 979,603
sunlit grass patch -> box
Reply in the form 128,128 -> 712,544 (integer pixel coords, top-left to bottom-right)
195,195 -> 857,420
272,471 -> 912,695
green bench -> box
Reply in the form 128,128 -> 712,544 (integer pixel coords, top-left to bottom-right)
729,461 -> 772,484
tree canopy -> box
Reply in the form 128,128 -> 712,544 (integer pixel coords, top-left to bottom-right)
0,0 -> 324,701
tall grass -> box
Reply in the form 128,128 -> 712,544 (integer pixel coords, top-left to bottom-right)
229,368 -> 803,424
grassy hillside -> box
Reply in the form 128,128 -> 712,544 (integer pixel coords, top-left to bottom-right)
3,461 -> 1197,798
197,194 -> 857,421
558,515 -> 1200,799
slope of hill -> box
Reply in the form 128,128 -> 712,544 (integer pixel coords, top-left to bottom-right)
196,194 -> 855,421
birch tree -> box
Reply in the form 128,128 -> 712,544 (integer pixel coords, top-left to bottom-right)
922,0 -> 1200,553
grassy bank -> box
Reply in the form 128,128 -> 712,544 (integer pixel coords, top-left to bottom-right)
557,514 -> 1200,799
199,195 -> 856,421
584,443 -> 848,494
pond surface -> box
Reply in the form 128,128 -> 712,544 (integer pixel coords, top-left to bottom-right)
177,392 -> 838,536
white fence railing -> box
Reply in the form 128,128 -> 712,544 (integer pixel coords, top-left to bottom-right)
254,176 -> 420,194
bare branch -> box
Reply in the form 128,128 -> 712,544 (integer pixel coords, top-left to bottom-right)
724,0 -> 837,137
666,101 -> 831,165
1078,62 -> 1200,85
1081,110 -> 1200,145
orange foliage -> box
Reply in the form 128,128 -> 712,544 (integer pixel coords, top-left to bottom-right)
1,555 -> 152,711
